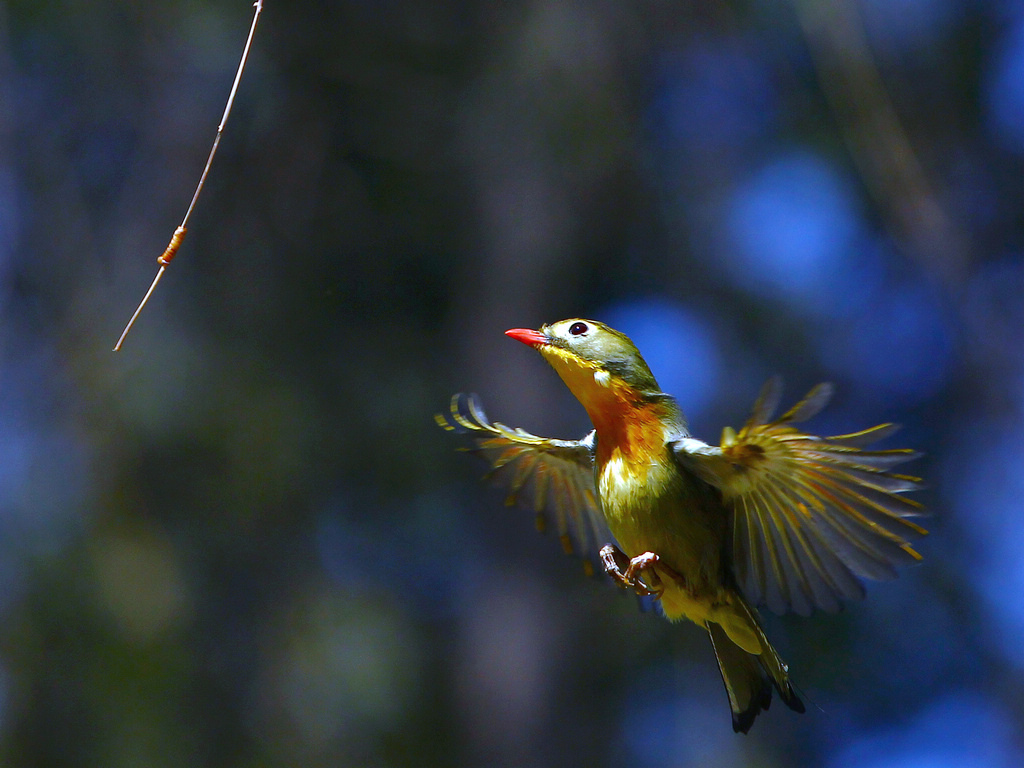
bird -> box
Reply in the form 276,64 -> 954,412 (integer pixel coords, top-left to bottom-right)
437,318 -> 926,733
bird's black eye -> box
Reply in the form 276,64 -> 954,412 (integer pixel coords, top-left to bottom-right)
569,322 -> 588,336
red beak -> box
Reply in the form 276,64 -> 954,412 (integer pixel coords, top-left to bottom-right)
505,328 -> 549,347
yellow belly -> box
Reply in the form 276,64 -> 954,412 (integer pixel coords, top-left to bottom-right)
597,448 -> 761,653
597,448 -> 722,593
658,578 -> 762,654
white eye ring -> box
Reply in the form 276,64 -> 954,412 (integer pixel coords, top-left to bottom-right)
569,322 -> 588,336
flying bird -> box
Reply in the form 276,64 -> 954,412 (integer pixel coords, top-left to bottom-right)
437,319 -> 925,733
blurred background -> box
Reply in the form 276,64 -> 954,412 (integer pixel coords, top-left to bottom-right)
1,0 -> 1023,765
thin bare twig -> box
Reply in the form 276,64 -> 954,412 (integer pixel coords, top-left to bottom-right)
114,0 -> 264,351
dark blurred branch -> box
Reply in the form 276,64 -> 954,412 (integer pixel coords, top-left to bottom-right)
793,0 -> 970,290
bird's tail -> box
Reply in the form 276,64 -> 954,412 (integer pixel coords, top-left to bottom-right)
706,597 -> 804,733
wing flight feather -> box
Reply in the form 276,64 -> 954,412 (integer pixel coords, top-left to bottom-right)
437,394 -> 612,573
673,379 -> 925,616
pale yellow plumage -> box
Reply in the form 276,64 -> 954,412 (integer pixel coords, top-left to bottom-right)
439,318 -> 925,732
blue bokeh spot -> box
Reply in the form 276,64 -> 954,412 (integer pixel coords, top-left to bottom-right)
950,413 -> 1024,672
647,39 -> 776,155
723,150 -> 871,313
829,693 -> 1014,768
984,14 -> 1024,154
816,278 -> 953,403
859,0 -> 959,52
599,298 -> 721,421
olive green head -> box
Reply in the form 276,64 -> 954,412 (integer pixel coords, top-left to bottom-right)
506,319 -> 662,395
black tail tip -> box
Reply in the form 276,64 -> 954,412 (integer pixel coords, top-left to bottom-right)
731,684 -> 804,733
785,688 -> 806,714
732,710 -> 759,734
732,684 -> 773,734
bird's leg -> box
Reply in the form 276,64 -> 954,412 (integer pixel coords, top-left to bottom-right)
599,544 -> 631,586
599,544 -> 678,598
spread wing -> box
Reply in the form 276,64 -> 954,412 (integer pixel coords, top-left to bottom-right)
673,378 -> 926,616
437,394 -> 613,575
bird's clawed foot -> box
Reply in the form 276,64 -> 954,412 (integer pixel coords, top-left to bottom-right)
600,544 -> 683,598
